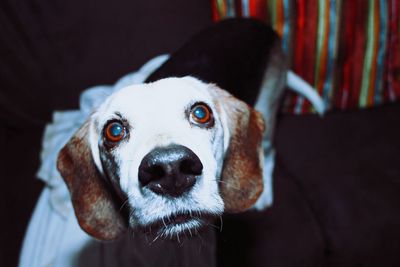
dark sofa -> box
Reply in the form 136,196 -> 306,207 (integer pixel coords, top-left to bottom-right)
1,1 -> 399,266
219,103 -> 400,267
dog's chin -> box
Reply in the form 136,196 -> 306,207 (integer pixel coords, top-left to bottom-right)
137,211 -> 217,239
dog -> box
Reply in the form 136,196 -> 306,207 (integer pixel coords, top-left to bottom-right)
56,18 -> 325,241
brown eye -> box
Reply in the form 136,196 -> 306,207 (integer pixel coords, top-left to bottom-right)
190,103 -> 213,125
104,121 -> 126,143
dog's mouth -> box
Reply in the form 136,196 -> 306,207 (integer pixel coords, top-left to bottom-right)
140,211 -> 216,238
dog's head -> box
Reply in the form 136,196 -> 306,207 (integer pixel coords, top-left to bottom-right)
57,77 -> 265,240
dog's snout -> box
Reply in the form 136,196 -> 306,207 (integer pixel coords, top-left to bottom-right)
138,145 -> 203,197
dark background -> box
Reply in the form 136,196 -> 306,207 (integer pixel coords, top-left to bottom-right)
1,1 -> 400,266
0,1 -> 212,265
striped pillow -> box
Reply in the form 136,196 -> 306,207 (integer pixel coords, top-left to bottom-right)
211,0 -> 400,114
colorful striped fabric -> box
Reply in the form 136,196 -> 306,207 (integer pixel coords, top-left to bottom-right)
211,0 -> 400,113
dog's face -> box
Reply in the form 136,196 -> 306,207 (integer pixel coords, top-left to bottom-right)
93,77 -> 227,235
57,77 -> 265,241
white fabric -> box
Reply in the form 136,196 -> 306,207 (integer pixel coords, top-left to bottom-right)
19,55 -> 169,267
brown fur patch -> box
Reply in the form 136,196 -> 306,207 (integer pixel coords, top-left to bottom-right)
57,121 -> 127,240
209,85 -> 265,212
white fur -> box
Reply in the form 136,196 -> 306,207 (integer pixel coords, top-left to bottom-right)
287,71 -> 326,115
253,70 -> 326,210
90,77 -> 227,235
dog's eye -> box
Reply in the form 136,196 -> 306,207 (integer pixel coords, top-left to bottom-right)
190,103 -> 213,126
104,121 -> 126,143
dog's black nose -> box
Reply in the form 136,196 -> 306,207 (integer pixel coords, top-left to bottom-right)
138,144 -> 203,197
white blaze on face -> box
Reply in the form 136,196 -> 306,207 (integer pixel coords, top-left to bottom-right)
91,77 -> 227,230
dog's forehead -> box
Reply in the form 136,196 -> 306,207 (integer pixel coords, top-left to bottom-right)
101,77 -> 213,118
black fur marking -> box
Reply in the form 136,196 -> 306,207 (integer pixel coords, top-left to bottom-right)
145,18 -> 280,106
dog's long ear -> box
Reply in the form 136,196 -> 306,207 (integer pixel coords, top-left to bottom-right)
57,120 -> 127,240
210,86 -> 265,213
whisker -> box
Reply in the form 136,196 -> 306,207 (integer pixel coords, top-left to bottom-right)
119,197 -> 130,211
188,227 -> 193,237
197,216 -> 222,232
119,191 -> 136,211
206,223 -> 220,231
151,233 -> 161,244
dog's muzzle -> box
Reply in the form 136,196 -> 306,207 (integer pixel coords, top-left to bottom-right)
138,144 -> 203,197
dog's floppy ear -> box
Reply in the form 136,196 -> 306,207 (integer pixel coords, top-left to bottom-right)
57,120 -> 127,240
210,85 -> 265,213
